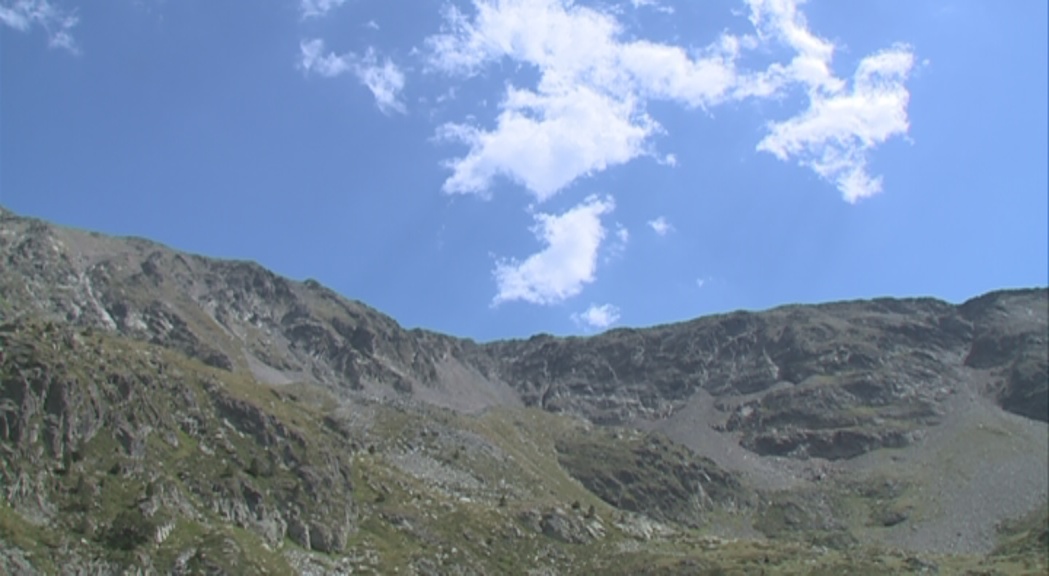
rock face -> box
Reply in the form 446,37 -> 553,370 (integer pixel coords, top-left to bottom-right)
0,207 -> 1046,574
0,210 -> 494,405
0,318 -> 357,561
487,292 -> 1046,459
959,290 -> 1049,422
2,209 -> 1046,439
555,429 -> 750,527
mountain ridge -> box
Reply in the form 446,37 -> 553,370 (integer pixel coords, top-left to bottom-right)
2,203 -> 1041,343
0,206 -> 1046,574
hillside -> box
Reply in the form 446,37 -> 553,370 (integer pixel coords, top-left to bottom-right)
0,206 -> 1046,575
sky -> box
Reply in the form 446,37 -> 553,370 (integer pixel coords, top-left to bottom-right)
1,0 -> 1046,342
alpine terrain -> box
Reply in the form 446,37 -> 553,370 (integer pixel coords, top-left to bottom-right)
0,205 -> 1046,575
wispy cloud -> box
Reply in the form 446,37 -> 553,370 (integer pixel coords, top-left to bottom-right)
647,216 -> 673,236
745,0 -> 914,202
493,195 -> 615,305
299,38 -> 352,77
299,0 -> 347,19
424,0 -> 914,203
572,303 -> 621,330
299,39 -> 407,115
0,0 -> 79,53
354,48 -> 407,114
629,0 -> 674,15
603,223 -> 630,263
757,49 -> 913,202
615,225 -> 630,245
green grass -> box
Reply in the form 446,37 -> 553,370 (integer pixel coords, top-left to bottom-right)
2,315 -> 1047,575
993,503 -> 1049,563
0,501 -> 61,573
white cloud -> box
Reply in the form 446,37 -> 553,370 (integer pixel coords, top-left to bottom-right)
426,0 -> 741,202
354,48 -> 408,114
629,0 -> 674,15
647,216 -> 673,236
572,303 -> 621,330
418,0 -> 918,309
745,0 -> 840,93
756,47 -> 914,202
300,0 -> 347,19
603,222 -> 629,263
436,85 -> 656,201
425,0 -> 915,203
745,0 -> 914,202
0,0 -> 79,53
299,38 -> 352,77
300,40 -> 407,115
493,195 -> 615,305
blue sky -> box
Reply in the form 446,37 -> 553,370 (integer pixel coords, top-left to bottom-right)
1,0 -> 1046,341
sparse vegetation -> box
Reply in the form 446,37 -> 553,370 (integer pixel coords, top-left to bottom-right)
0,210 -> 1045,574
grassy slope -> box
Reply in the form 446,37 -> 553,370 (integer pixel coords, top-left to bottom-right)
0,317 -> 1045,575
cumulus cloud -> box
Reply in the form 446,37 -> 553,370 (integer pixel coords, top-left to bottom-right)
300,39 -> 407,115
647,216 -> 673,236
436,85 -> 656,201
416,0 -> 917,308
572,303 -> 621,330
424,0 -> 915,203
300,0 -> 347,19
745,0 -> 914,202
426,0 -> 741,202
0,0 -> 79,53
493,195 -> 615,305
756,47 -> 914,202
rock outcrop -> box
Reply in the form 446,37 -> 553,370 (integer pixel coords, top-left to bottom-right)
0,207 -> 1045,574
2,208 -> 1045,441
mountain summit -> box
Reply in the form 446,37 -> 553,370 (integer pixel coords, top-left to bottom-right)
1,207 -> 1046,574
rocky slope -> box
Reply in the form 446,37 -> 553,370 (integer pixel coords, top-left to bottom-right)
0,206 -> 1046,574
3,208 -> 1045,428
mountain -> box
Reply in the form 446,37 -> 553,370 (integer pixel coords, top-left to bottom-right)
1,205 -> 1046,575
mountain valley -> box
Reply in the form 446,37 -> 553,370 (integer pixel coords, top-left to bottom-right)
0,206 -> 1046,575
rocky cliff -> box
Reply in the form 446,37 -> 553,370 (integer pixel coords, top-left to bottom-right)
1,206 -> 1046,575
